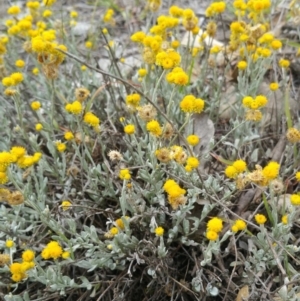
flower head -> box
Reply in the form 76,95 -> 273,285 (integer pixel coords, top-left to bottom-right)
146,120 -> 162,137
5,240 -> 14,248
255,214 -> 267,225
22,250 -> 35,262
119,169 -> 131,180
206,230 -> 218,241
41,241 -> 63,260
61,200 -> 72,211
124,124 -> 135,135
207,217 -> 223,233
155,226 -> 164,236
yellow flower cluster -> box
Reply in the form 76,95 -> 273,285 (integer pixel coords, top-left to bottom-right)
231,219 -> 247,233
246,162 -> 280,186
65,101 -> 83,115
2,72 -> 24,87
131,6 -> 198,71
182,8 -> 199,32
163,179 -> 187,210
156,145 -> 188,164
185,156 -> 200,172
206,217 -> 223,241
103,9 -> 115,25
28,31 -> 67,79
126,93 -> 141,107
10,250 -> 35,282
225,159 -> 247,179
180,95 -> 205,114
83,112 -> 100,128
156,49 -> 181,69
41,241 -> 63,260
165,67 -> 189,86
205,1 -> 226,17
242,95 -> 268,122
0,148 -> 42,184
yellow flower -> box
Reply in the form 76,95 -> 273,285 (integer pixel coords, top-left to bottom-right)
41,241 -> 63,260
279,59 -> 290,68
10,146 -> 26,159
186,157 -> 199,169
115,218 -> 126,230
85,41 -> 93,49
237,60 -> 247,70
281,215 -> 288,225
146,120 -> 162,137
232,160 -> 247,173
62,251 -> 70,259
225,165 -> 238,178
70,11 -> 78,18
193,98 -> 205,113
295,172 -> 300,182
207,217 -> 223,233
10,72 -> 24,85
35,123 -> 43,131
31,101 -> 41,110
126,93 -> 141,107
2,77 -> 14,87
15,59 -> 25,68
61,200 -> 72,211
291,194 -> 300,206
271,40 -> 282,50
138,68 -> 147,77
231,225 -> 239,233
0,151 -> 15,167
22,250 -> 35,262
180,95 -> 195,113
6,240 -> 14,248
64,131 -> 74,141
10,263 -> 23,275
262,161 -> 280,180
7,6 -> 21,15
0,172 -> 8,184
65,101 -> 82,115
255,214 -> 267,225
206,230 -> 218,241
124,124 -> 135,135
11,273 -> 25,282
119,169 -> 131,180
55,141 -> 66,152
186,134 -> 200,146
155,226 -> 164,236
109,227 -> 119,236
269,82 -> 279,91
234,219 -> 247,231
83,112 -> 100,127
